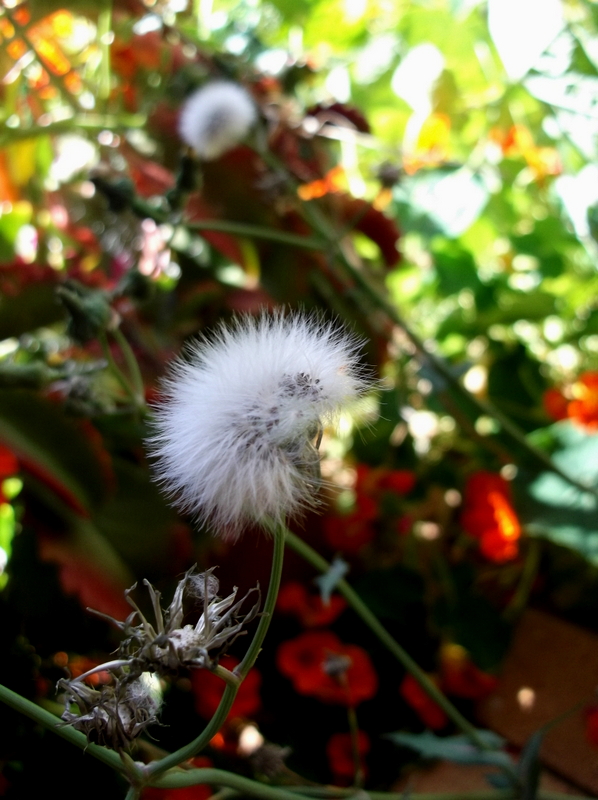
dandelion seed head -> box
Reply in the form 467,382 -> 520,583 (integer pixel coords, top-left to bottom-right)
149,312 -> 369,539
178,81 -> 257,160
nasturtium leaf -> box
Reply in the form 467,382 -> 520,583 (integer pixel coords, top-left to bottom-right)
386,730 -> 514,770
395,167 -> 489,238
524,422 -> 598,563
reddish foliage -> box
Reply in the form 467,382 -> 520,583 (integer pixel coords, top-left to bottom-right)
37,530 -> 132,619
277,581 -> 346,627
400,674 -> 447,730
339,197 -> 401,267
307,102 -> 371,134
111,32 -> 164,80
327,730 -> 370,784
439,644 -> 498,700
276,630 -> 378,706
192,655 -> 261,721
461,471 -> 521,563
185,193 -> 249,267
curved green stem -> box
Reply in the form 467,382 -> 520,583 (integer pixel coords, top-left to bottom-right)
112,327 -> 147,409
99,332 -> 137,405
187,219 -> 325,250
149,767 -> 591,800
147,522 -> 286,778
0,683 -> 126,774
283,530 -> 488,752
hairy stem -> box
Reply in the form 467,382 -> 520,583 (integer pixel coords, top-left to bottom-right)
0,683 -> 127,774
147,522 -> 286,778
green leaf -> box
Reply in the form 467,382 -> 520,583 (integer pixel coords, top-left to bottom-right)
395,167 -> 489,238
386,730 -> 514,769
517,729 -> 544,800
524,422 -> 598,562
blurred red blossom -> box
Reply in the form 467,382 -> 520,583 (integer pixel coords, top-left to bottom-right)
439,643 -> 497,700
461,471 -> 521,563
544,372 -> 598,431
277,581 -> 346,627
276,630 -> 378,706
400,673 -> 447,730
327,730 -> 370,784
324,464 -> 416,554
192,655 -> 261,721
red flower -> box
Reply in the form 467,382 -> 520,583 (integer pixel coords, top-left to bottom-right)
376,469 -> 417,495
439,644 -> 497,700
277,630 -> 378,706
327,730 -> 370,784
277,581 -> 346,627
192,656 -> 261,721
461,472 -> 521,563
323,497 -> 377,553
400,674 -> 447,730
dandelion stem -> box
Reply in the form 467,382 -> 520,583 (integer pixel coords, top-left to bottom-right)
0,682 -> 125,774
345,702 -> 364,789
283,530 -> 489,752
147,523 -> 286,778
148,766 -> 591,800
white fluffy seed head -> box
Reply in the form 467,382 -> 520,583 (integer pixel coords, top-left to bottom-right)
177,81 -> 257,160
148,312 -> 369,540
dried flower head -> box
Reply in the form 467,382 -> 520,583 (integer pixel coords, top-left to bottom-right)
178,81 -> 257,160
113,567 -> 260,676
57,672 -> 161,751
58,567 -> 258,750
148,312 -> 369,539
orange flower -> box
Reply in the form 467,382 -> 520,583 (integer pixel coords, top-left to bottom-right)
568,372 -> 598,430
327,730 -> 370,784
277,630 -> 378,706
491,125 -> 561,181
297,166 -> 345,200
400,674 -> 447,730
192,655 -> 261,720
543,387 -> 569,422
439,643 -> 497,700
544,372 -> 598,431
277,581 -> 346,627
461,471 -> 521,563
